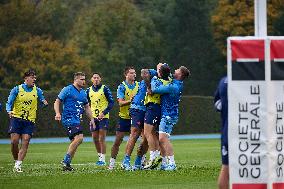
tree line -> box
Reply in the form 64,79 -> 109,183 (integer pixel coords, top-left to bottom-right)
0,0 -> 283,95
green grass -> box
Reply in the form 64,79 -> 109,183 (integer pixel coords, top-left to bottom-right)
0,139 -> 221,189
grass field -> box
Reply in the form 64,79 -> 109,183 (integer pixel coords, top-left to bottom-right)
0,139 -> 221,189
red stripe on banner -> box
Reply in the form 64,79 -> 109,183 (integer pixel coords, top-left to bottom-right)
273,183 -> 284,189
232,183 -> 267,189
271,40 -> 284,59
231,40 -> 265,61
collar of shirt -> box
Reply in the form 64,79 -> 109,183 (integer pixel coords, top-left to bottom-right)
92,84 -> 102,92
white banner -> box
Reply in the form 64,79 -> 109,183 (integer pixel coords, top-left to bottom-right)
228,37 -> 284,189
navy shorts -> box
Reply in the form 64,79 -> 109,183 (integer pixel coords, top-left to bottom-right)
8,117 -> 35,136
130,108 -> 145,129
90,118 -> 109,132
116,118 -> 131,132
221,140 -> 229,165
65,125 -> 83,141
144,103 -> 161,126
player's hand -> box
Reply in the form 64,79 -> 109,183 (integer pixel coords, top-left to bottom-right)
42,100 -> 48,106
98,113 -> 105,120
8,111 -> 13,118
55,113 -> 61,121
129,94 -> 134,102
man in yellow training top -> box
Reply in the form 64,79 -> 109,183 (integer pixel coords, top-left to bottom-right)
6,69 -> 48,173
108,67 -> 139,170
86,73 -> 114,166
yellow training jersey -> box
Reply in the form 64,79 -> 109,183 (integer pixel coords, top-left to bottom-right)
119,81 -> 139,119
89,85 -> 109,119
12,85 -> 38,122
144,78 -> 171,105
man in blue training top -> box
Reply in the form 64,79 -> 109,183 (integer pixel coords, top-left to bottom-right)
86,72 -> 114,166
121,68 -> 157,170
214,76 -> 228,189
151,66 -> 190,171
54,72 -> 95,171
143,63 -> 172,170
6,69 -> 48,172
108,67 -> 139,170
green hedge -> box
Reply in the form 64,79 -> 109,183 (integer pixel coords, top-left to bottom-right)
0,89 -> 221,138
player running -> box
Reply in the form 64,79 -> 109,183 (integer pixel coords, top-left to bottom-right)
6,69 -> 48,172
54,72 -> 95,171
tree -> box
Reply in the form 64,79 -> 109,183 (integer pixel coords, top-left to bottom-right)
142,0 -> 224,95
71,0 -> 161,89
211,0 -> 284,55
0,35 -> 89,89
0,0 -> 94,46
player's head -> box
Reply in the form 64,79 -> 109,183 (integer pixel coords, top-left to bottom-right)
174,66 -> 190,81
124,66 -> 136,82
23,69 -> 37,87
141,69 -> 151,81
156,63 -> 164,77
91,72 -> 102,86
74,72 -> 86,88
159,64 -> 171,80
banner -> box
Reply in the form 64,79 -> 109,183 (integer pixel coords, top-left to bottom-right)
270,38 -> 284,189
228,37 -> 284,189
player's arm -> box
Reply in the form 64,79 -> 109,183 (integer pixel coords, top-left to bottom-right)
117,84 -> 131,107
54,87 -> 68,121
118,98 -> 132,107
85,103 -> 95,127
99,86 -> 114,119
151,77 -> 177,94
6,86 -> 19,118
213,80 -> 222,112
54,98 -> 62,121
36,87 -> 48,107
86,87 -> 91,104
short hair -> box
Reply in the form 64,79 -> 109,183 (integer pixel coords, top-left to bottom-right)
179,66 -> 190,80
23,69 -> 36,78
92,72 -> 102,78
74,72 -> 86,80
124,66 -> 135,75
159,64 -> 171,80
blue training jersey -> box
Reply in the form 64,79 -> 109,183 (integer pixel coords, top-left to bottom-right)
214,76 -> 228,144
130,80 -> 147,111
58,84 -> 88,127
131,69 -> 158,111
151,77 -> 183,118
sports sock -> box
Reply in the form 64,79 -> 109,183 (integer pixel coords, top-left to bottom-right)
168,155 -> 175,165
15,160 -> 22,168
98,153 -> 102,161
101,154 -> 106,162
63,153 -> 71,165
141,154 -> 146,164
162,156 -> 167,165
109,158 -> 116,165
155,150 -> 160,158
134,155 -> 142,166
150,151 -> 155,161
